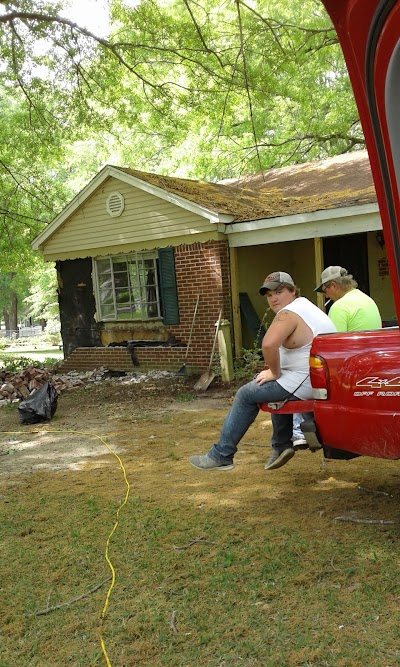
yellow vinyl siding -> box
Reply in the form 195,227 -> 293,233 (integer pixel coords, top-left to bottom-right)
43,177 -> 216,258
42,231 -> 226,262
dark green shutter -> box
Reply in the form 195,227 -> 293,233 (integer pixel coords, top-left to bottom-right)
159,247 -> 180,325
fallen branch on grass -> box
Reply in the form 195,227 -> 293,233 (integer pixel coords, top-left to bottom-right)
169,610 -> 178,633
330,556 -> 340,572
357,485 -> 392,497
173,537 -> 215,550
35,577 -> 111,616
334,516 -> 395,525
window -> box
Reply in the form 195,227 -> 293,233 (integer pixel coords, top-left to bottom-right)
94,252 -> 160,321
93,249 -> 180,324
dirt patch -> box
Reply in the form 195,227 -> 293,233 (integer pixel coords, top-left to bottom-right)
0,380 -> 234,474
1,377 -> 399,521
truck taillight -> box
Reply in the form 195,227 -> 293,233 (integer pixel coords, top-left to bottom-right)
310,355 -> 328,399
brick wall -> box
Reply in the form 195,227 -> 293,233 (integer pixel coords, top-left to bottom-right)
167,240 -> 232,367
59,240 -> 232,373
59,346 -> 192,372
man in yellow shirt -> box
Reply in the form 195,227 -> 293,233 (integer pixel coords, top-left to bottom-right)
314,266 -> 382,331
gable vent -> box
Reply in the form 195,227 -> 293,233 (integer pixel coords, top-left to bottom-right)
106,191 -> 125,217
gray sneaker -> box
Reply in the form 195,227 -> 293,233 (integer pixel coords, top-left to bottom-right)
189,454 -> 234,471
264,448 -> 295,470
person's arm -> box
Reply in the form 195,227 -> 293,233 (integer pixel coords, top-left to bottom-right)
255,310 -> 297,384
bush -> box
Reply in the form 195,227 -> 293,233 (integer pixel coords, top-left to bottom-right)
0,355 -> 40,372
233,345 -> 263,381
41,357 -> 60,369
8,337 -> 32,347
0,338 -> 9,350
0,354 -> 61,372
0,331 -> 62,349
47,333 -> 62,346
31,331 -> 62,347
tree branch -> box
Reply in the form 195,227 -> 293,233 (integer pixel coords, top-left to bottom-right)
181,0 -> 224,68
35,577 -> 111,616
235,0 -> 262,172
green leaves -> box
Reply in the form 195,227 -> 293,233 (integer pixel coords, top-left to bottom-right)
0,0 -> 364,326
0,0 -> 363,181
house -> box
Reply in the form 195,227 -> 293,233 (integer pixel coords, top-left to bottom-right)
32,150 -> 395,372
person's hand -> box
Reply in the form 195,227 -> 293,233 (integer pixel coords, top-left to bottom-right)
255,369 -> 276,384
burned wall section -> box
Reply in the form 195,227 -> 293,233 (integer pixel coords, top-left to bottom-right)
57,258 -> 101,357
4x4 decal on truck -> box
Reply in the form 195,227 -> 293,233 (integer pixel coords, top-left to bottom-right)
356,377 -> 400,388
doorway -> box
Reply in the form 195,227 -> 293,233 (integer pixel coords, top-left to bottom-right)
322,232 -> 370,294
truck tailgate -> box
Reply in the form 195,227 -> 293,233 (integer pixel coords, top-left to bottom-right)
310,328 -> 400,458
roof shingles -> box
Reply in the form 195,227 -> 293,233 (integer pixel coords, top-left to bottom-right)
114,151 -> 376,222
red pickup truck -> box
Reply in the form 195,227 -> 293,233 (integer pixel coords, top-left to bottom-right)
264,0 -> 400,461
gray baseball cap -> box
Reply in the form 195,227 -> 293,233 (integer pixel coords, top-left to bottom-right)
314,266 -> 348,292
259,271 -> 295,295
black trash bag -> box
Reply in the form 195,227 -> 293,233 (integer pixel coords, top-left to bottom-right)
18,381 -> 58,425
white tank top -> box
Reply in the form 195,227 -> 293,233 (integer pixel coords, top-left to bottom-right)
276,297 -> 336,399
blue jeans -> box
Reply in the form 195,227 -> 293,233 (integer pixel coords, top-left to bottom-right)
293,412 -> 314,440
208,379 -> 299,465
293,413 -> 304,440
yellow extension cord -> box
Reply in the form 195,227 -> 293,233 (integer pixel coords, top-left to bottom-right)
1,428 -> 131,667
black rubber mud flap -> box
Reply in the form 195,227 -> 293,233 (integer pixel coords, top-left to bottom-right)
323,447 -> 360,460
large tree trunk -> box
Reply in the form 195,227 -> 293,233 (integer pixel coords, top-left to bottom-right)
3,309 -> 10,335
3,291 -> 18,337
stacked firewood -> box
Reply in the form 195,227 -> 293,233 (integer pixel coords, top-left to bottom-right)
0,366 -> 83,402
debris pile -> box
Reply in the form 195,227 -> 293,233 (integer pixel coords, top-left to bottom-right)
0,366 -> 180,405
0,366 -> 81,403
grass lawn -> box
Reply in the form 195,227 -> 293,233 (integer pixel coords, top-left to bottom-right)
0,382 -> 399,667
0,346 -> 63,366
